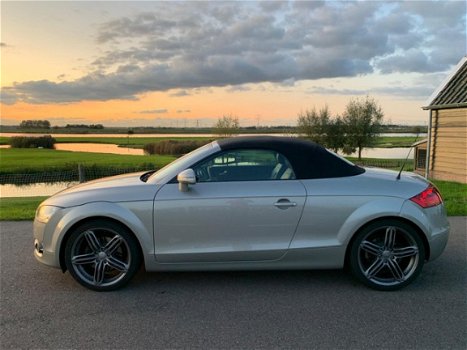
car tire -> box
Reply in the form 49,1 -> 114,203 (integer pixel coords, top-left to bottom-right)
64,219 -> 141,291
349,219 -> 425,291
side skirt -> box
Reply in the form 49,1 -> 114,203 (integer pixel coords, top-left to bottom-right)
144,246 -> 346,272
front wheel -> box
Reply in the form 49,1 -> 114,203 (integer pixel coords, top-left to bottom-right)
64,220 -> 141,291
349,219 -> 425,291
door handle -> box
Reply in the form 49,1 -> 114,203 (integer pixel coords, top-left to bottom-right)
274,199 -> 297,209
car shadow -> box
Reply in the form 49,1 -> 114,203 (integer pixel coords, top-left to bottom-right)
129,268 -> 359,293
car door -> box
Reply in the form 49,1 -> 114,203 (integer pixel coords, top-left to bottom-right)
153,149 -> 306,263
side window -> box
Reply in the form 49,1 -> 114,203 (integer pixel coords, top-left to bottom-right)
193,149 -> 296,182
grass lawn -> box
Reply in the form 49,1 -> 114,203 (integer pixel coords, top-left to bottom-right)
0,196 -> 47,221
374,136 -> 424,147
0,148 -> 176,174
432,180 -> 467,217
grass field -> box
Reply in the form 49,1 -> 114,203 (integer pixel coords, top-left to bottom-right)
0,196 -> 47,221
373,136 -> 424,147
0,180 -> 464,221
432,180 -> 467,217
0,147 -> 415,177
0,148 -> 176,174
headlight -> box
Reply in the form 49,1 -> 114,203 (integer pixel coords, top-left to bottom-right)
35,205 -> 61,223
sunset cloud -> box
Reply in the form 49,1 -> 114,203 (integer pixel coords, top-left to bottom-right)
308,85 -> 434,99
2,1 -> 465,106
139,109 -> 168,114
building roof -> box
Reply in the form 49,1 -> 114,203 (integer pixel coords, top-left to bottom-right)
423,56 -> 467,110
412,139 -> 427,147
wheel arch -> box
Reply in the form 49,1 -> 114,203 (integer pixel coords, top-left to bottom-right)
343,216 -> 430,269
59,215 -> 144,272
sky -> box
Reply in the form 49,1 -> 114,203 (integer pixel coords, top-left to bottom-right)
1,0 -> 466,127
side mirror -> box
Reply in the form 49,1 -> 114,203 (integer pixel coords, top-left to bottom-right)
177,168 -> 196,192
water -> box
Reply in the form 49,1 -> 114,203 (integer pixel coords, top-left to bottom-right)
55,143 -> 145,155
1,182 -> 78,198
342,147 -> 413,159
1,142 -> 413,158
0,146 -> 414,198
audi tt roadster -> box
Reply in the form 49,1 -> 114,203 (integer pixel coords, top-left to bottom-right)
34,137 -> 449,291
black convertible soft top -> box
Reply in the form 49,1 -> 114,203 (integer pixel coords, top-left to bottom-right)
217,136 -> 364,179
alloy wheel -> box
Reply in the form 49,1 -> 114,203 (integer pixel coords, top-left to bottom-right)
350,220 -> 425,290
65,220 -> 140,291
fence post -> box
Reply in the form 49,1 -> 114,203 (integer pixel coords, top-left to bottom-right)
78,164 -> 85,183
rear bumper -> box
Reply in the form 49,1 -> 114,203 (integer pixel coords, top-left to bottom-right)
400,200 -> 450,261
427,224 -> 449,261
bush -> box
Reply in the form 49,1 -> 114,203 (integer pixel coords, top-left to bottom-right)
9,135 -> 56,149
144,140 -> 210,155
213,115 -> 240,137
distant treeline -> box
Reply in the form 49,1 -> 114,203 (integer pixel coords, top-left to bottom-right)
19,120 -> 51,129
64,124 -> 104,129
1,123 -> 427,134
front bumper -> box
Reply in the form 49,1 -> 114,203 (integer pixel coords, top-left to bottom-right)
33,215 -> 63,269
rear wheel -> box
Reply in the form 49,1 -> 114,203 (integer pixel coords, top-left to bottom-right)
350,219 -> 425,291
64,220 -> 141,291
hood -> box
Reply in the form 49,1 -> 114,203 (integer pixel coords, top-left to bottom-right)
42,171 -> 160,208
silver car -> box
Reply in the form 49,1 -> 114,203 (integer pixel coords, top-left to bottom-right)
33,137 -> 449,291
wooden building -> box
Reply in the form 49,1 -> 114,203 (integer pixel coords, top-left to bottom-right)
413,139 -> 428,176
422,56 -> 467,183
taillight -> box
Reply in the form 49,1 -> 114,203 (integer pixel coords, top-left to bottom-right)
410,185 -> 443,208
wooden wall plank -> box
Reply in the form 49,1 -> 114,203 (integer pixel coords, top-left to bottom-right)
435,152 -> 467,160
433,161 -> 467,172
428,108 -> 467,183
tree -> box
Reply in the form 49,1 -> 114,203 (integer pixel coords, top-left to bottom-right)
213,115 -> 240,137
127,128 -> 134,147
297,106 -> 345,152
342,96 -> 384,160
297,106 -> 330,145
325,116 -> 345,153
19,120 -> 51,129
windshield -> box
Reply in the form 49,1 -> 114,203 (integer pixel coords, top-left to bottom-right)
148,142 -> 215,183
